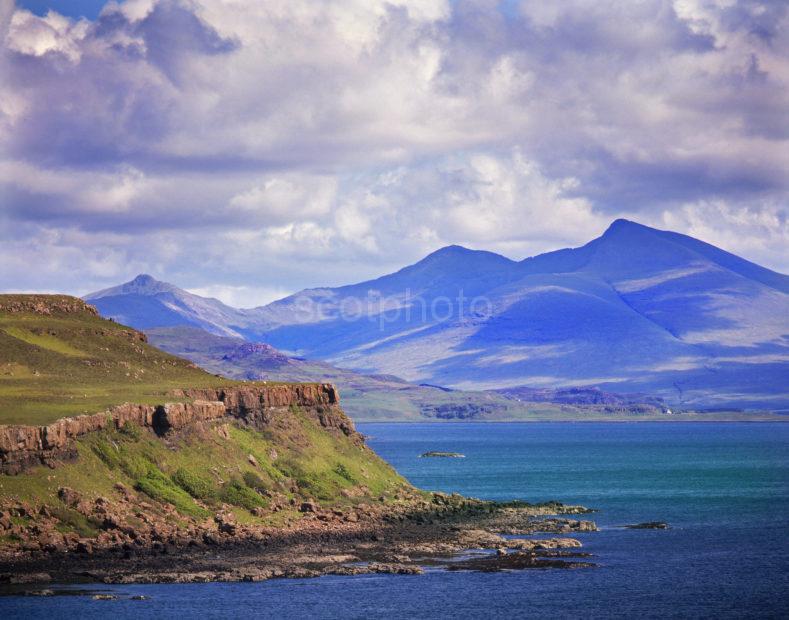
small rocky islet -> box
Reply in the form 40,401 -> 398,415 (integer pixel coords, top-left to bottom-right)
624,522 -> 669,529
419,451 -> 465,458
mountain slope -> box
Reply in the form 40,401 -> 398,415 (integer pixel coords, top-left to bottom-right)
85,221 -> 789,408
251,220 -> 788,407
85,274 -> 255,338
147,326 -> 683,421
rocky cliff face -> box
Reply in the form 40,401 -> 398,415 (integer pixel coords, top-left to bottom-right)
0,383 -> 349,474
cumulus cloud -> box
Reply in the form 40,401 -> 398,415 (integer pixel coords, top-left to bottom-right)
229,175 -> 337,226
0,0 -> 787,304
187,283 -> 293,308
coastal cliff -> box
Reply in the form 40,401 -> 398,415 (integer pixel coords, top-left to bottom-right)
0,295 -> 408,565
0,378 -> 411,564
0,383 -> 348,475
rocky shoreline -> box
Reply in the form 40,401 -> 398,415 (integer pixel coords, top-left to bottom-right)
0,494 -> 597,588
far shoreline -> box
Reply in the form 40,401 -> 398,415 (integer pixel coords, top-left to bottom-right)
355,416 -> 789,424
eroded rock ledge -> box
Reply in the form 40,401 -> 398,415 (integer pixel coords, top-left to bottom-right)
0,383 -> 345,474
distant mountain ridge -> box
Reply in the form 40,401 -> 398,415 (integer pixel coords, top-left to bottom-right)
86,220 -> 789,409
144,325 -> 674,421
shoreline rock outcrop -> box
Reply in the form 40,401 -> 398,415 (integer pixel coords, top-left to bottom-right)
0,492 -> 597,585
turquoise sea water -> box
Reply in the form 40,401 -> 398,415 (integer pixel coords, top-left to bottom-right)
2,422 -> 788,619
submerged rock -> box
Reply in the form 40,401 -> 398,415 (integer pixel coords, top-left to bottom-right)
446,550 -> 595,572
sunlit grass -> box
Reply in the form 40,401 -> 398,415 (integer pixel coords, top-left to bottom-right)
0,296 -> 240,425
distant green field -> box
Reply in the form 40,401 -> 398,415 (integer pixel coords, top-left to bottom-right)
0,295 -> 239,425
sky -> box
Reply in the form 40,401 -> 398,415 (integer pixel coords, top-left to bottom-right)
1,0 -> 787,307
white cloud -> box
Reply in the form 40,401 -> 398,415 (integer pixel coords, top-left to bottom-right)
229,174 -> 337,225
187,284 -> 292,307
6,7 -> 88,60
438,150 -> 604,251
657,199 -> 789,271
0,0 -> 787,301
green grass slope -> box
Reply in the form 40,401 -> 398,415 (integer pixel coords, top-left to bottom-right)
0,295 -> 238,425
0,408 -> 406,539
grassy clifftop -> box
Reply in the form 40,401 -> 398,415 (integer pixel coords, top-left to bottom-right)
0,295 -> 239,425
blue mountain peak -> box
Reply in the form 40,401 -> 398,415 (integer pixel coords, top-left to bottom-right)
601,218 -> 652,237
423,244 -> 474,258
130,274 -> 157,286
419,244 -> 513,265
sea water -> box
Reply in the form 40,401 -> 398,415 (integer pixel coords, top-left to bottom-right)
2,422 -> 787,619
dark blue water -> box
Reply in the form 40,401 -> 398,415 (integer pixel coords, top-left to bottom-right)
2,423 -> 787,619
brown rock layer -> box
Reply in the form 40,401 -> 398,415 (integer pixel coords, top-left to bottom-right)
0,295 -> 99,317
176,383 -> 339,408
0,383 -> 349,474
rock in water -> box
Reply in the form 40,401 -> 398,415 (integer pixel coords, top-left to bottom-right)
420,451 -> 465,458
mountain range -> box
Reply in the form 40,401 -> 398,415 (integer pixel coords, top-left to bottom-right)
86,219 -> 789,409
